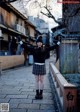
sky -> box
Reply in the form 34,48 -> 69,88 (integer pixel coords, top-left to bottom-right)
24,0 -> 62,31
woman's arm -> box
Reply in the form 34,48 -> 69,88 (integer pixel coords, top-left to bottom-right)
46,41 -> 60,51
46,41 -> 60,62
22,43 -> 34,54
47,45 -> 58,51
26,44 -> 35,54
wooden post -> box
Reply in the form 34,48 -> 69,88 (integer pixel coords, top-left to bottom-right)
63,86 -> 77,112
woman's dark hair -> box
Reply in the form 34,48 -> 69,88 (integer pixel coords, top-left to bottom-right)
36,35 -> 43,43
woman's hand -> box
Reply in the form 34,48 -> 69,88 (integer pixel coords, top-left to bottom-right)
57,41 -> 60,45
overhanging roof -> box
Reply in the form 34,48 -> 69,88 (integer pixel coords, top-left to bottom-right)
26,20 -> 36,29
1,3 -> 36,31
53,28 -> 66,37
51,25 -> 64,32
6,3 -> 28,20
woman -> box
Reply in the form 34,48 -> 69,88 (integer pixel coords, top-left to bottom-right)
26,35 -> 60,99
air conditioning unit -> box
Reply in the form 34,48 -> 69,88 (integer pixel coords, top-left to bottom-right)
0,29 -> 2,37
23,27 -> 25,35
21,27 -> 26,35
21,26 -> 24,34
18,25 -> 21,32
15,24 -> 19,32
23,28 -> 26,35
24,29 -> 26,36
20,26 -> 22,33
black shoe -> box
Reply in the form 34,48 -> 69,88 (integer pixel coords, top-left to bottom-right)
39,90 -> 43,99
35,90 -> 39,99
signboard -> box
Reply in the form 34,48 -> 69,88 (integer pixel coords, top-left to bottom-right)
57,0 -> 80,3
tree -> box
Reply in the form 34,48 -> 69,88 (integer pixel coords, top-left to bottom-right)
24,0 -> 80,27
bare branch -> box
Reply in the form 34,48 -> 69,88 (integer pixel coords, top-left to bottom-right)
40,11 -> 49,17
41,6 -> 62,25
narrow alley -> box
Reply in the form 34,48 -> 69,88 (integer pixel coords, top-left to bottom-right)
0,56 -> 58,112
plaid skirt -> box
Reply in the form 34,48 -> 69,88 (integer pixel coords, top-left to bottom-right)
32,63 -> 46,75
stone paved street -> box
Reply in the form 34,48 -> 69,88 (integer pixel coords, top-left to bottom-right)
0,56 -> 57,112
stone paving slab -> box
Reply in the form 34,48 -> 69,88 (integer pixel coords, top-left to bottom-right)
9,103 -> 19,108
0,98 -> 10,103
27,110 -> 55,112
21,91 -> 36,95
20,88 -> 34,92
18,103 -> 40,109
0,91 -> 21,94
9,109 -> 27,112
33,99 -> 54,104
6,95 -> 28,99
27,95 -> 53,100
40,104 -> 55,110
0,95 -> 6,98
9,98 -> 32,104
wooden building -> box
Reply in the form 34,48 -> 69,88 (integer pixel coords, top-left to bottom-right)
59,3 -> 80,74
0,2 -> 36,69
51,3 -> 80,74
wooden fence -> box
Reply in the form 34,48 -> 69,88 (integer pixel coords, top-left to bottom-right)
49,62 -> 77,112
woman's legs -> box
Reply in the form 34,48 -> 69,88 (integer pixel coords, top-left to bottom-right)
39,75 -> 44,90
35,75 -> 44,90
35,75 -> 39,90
35,75 -> 44,99
39,75 -> 44,99
35,75 -> 39,99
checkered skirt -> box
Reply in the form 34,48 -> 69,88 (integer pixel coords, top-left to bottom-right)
32,64 -> 46,75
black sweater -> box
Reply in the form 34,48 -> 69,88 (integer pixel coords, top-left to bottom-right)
27,45 -> 58,63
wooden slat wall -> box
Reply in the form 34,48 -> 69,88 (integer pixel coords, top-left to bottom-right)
28,25 -> 35,38
0,7 -> 25,30
0,55 -> 24,70
10,12 -> 16,28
